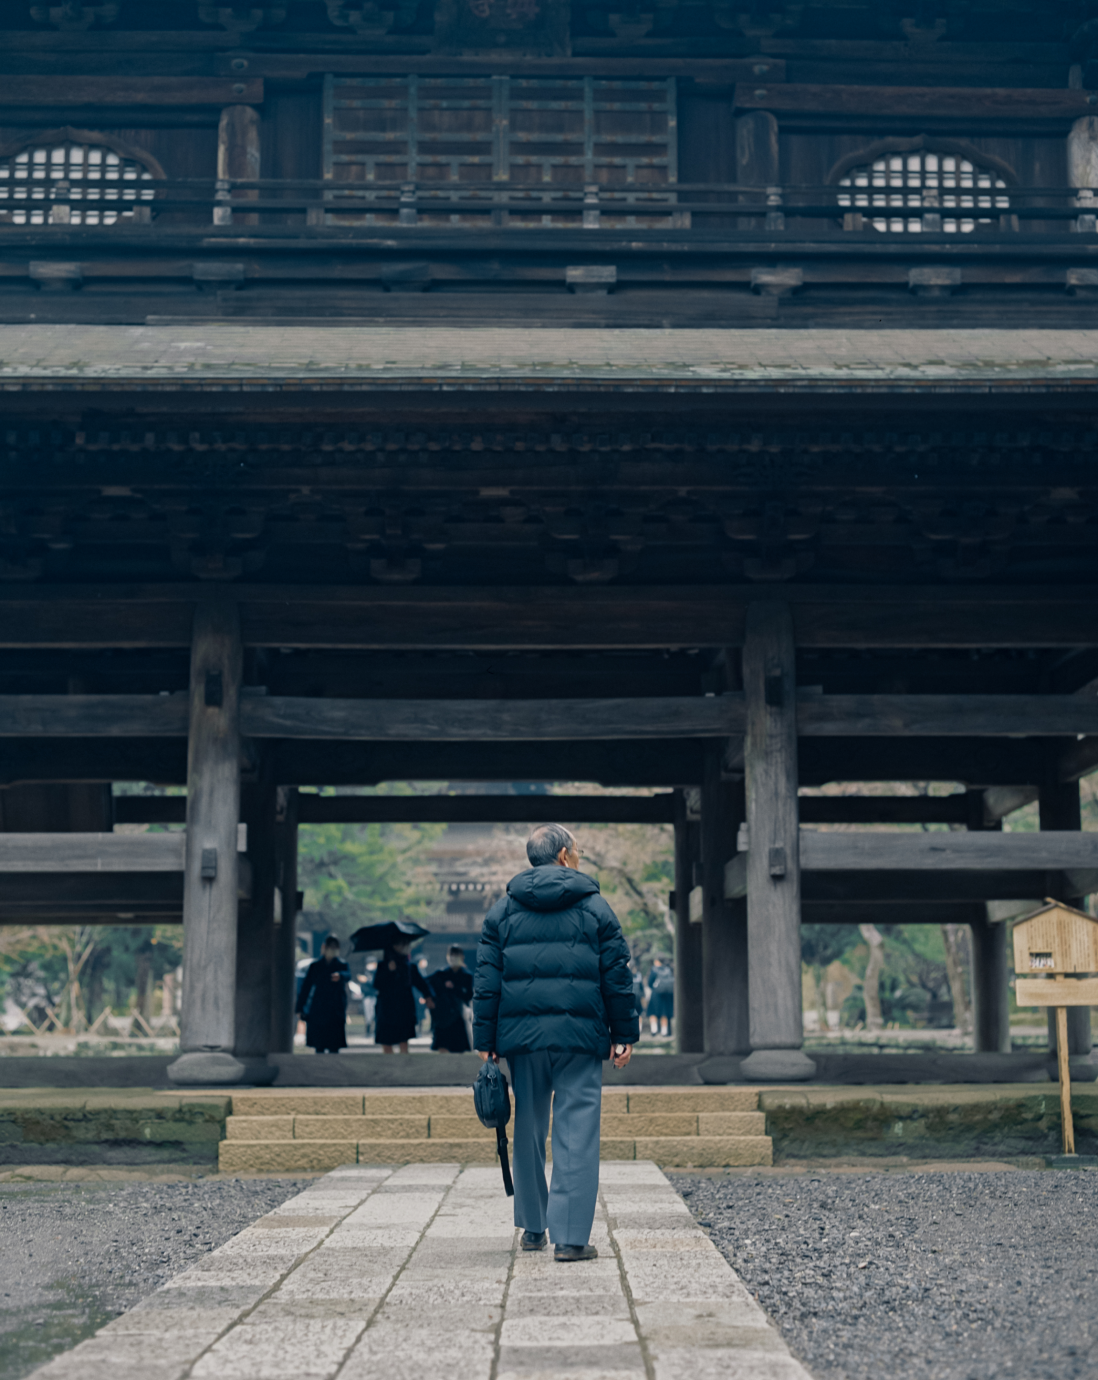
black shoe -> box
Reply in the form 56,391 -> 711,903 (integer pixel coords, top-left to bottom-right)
521,1230 -> 548,1251
554,1243 -> 598,1262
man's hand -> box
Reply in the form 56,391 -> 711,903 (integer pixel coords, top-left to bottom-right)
612,1043 -> 633,1070
425,997 -> 436,1010
478,1050 -> 500,1064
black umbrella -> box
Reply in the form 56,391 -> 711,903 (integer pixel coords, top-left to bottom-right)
349,919 -> 431,952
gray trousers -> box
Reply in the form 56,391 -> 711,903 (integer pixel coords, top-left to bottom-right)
508,1050 -> 602,1246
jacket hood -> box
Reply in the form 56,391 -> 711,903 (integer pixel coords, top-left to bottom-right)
507,865 -> 600,912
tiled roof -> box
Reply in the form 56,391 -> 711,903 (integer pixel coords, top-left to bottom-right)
1,325 -> 1097,391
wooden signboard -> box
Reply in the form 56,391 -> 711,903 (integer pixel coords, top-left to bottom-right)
1013,899 -> 1098,1157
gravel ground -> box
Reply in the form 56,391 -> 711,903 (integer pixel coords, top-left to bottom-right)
0,1176 -> 312,1380
675,1169 -> 1098,1380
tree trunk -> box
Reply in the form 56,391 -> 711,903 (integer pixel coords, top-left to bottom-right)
135,952 -> 153,1022
859,923 -> 885,1031
941,923 -> 972,1034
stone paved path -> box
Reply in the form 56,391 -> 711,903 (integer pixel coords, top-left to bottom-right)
28,1161 -> 811,1380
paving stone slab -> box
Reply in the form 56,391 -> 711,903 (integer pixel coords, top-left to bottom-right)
29,1159 -> 811,1380
192,1317 -> 367,1379
498,1343 -> 646,1373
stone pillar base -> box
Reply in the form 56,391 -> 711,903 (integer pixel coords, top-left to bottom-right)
167,1051 -> 277,1086
1045,1052 -> 1098,1084
695,1056 -> 745,1085
740,1048 -> 817,1082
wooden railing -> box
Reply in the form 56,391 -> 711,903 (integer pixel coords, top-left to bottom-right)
1,176 -> 1096,234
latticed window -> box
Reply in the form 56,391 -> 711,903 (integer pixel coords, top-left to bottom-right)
321,74 -> 682,228
0,134 -> 158,226
837,151 -> 1010,233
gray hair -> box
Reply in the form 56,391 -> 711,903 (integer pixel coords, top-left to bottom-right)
527,823 -> 575,867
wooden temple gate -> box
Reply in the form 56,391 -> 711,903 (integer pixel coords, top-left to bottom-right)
1,0 -> 1098,1082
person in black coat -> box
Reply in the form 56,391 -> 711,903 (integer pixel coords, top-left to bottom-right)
295,935 -> 350,1054
373,938 -> 434,1053
427,945 -> 474,1052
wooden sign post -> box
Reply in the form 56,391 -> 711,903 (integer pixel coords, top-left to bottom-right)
1012,900 -> 1098,1158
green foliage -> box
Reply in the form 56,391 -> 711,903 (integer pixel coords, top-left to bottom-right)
800,925 -> 860,971
839,923 -> 955,1028
297,820 -> 444,950
578,822 -> 675,966
0,924 -> 181,1025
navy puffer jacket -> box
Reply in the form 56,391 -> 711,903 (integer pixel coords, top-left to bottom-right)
473,865 -> 640,1059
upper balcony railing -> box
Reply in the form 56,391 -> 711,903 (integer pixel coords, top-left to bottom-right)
2,176 -> 1098,238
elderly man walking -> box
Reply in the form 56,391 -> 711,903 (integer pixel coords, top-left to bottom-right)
474,823 -> 638,1262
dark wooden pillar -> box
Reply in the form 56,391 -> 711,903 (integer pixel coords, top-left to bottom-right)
1039,779 -> 1094,1072
236,764 -> 276,1061
740,602 -> 815,1081
673,787 -> 704,1054
699,754 -> 749,1058
270,786 -> 300,1054
215,104 -> 260,226
966,789 -> 1011,1054
169,601 -> 266,1085
735,110 -> 779,229
971,911 -> 1011,1054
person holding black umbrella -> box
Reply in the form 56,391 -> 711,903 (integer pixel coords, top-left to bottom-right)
373,937 -> 435,1053
295,935 -> 350,1054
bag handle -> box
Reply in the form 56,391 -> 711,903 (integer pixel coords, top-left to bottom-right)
496,1124 -> 514,1197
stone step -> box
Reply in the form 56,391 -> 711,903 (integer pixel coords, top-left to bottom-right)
229,1086 -> 760,1118
217,1133 -> 772,1174
223,1108 -> 767,1143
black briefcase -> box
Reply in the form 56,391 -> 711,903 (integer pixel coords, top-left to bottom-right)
472,1060 -> 514,1197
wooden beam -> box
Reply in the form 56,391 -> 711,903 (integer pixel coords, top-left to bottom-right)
0,872 -> 183,922
214,55 -> 782,82
111,790 -> 677,826
798,796 -> 970,825
1,586 -> 1097,651
800,830 -> 1098,872
728,861 -> 1098,903
802,830 -> 1098,872
0,696 -> 189,736
796,695 -> 1098,738
296,793 -> 676,825
727,830 -> 1098,895
244,695 -> 733,742
0,77 -> 264,105
803,902 -> 986,926
4,692 -> 1098,741
733,83 -> 1094,122
0,832 -> 184,872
